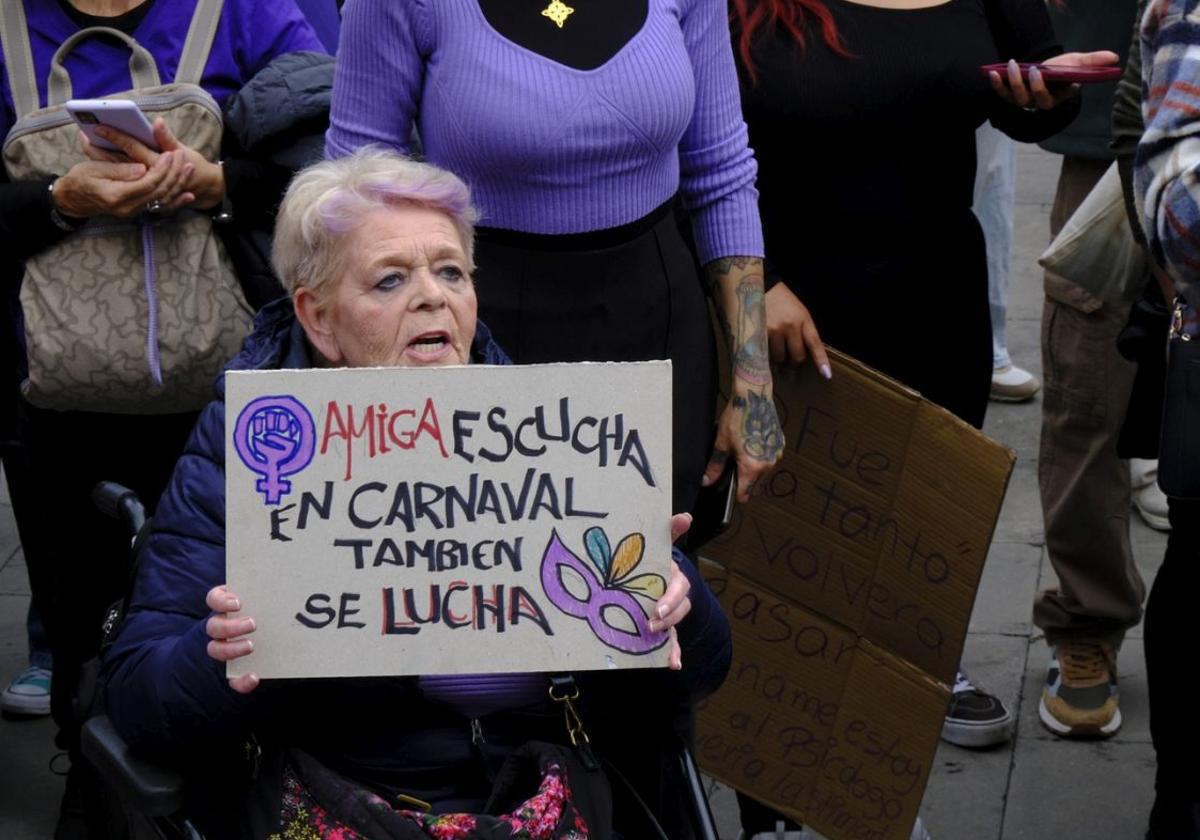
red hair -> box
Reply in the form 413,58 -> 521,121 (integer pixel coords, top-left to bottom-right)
731,0 -> 851,82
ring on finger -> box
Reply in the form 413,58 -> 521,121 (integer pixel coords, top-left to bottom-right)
145,198 -> 165,215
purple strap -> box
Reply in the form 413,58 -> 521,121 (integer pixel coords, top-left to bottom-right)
140,220 -> 163,386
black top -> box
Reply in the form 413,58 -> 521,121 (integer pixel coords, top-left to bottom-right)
477,0 -> 648,70
56,0 -> 156,33
739,0 -> 1076,295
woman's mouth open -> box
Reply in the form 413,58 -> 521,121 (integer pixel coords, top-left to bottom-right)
403,331 -> 455,364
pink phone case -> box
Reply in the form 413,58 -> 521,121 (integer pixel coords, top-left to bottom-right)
979,63 -> 1122,84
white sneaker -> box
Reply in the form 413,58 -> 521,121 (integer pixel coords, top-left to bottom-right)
0,665 -> 51,716
990,365 -> 1041,403
1130,458 -> 1158,490
1133,482 -> 1171,531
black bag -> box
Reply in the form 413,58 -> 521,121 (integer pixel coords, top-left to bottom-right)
1117,282 -> 1171,459
1158,299 -> 1200,499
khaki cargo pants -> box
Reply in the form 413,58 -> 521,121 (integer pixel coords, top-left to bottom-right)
1034,155 -> 1147,646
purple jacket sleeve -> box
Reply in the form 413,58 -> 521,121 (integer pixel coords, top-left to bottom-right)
325,0 -> 428,158
678,0 -> 764,264
239,0 -> 327,70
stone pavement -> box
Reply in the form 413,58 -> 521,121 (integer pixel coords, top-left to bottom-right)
0,144 -> 1168,839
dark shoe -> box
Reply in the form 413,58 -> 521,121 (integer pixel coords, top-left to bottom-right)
1146,795 -> 1200,840
941,670 -> 1012,748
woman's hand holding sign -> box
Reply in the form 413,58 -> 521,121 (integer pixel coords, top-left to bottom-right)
651,513 -> 695,670
206,513 -> 696,685
206,585 -> 259,694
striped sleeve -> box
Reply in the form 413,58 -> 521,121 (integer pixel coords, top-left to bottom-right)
1136,0 -> 1200,313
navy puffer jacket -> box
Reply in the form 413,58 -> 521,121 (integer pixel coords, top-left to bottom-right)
101,298 -> 732,817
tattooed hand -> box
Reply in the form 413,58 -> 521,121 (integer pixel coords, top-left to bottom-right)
703,256 -> 785,503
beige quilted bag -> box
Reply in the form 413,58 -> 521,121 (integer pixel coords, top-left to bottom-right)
0,0 -> 253,414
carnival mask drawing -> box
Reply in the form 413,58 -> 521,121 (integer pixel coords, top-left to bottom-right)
539,526 -> 669,655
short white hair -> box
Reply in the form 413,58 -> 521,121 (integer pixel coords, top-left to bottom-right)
272,148 -> 479,302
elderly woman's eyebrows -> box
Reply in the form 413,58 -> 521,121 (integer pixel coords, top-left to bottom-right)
370,244 -> 467,266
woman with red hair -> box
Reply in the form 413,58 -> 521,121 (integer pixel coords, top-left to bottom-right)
733,0 -> 1114,835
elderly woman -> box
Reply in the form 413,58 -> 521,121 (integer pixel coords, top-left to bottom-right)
101,149 -> 731,838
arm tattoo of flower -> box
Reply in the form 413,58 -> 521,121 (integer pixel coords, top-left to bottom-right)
732,391 -> 783,462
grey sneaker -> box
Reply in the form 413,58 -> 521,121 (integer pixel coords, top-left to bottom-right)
941,670 -> 1012,748
0,665 -> 51,716
1039,642 -> 1121,738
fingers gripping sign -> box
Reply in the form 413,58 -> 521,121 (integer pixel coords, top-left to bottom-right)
205,586 -> 260,694
539,514 -> 694,669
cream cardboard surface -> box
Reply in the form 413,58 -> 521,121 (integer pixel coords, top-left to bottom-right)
698,350 -> 1015,840
224,362 -> 673,679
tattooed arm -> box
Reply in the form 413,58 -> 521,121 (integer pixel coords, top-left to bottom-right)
704,257 -> 784,502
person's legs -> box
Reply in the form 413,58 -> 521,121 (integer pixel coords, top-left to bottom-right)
22,402 -> 195,839
0,431 -> 54,716
1034,156 -> 1143,738
1144,497 -> 1200,839
974,124 -> 1017,371
974,124 -> 1040,402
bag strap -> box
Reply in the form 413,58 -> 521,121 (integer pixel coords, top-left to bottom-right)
175,0 -> 226,85
48,27 -> 161,106
0,0 -> 41,119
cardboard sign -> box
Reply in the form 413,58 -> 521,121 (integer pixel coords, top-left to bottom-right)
224,362 -> 673,679
697,350 -> 1015,840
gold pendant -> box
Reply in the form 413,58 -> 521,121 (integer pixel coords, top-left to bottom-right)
541,0 -> 575,28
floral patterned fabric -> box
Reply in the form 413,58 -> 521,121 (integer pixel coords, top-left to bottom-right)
268,744 -> 593,840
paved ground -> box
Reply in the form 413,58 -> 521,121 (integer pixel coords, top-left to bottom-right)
0,144 -> 1167,839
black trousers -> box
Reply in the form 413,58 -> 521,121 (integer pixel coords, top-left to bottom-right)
1146,497 -> 1200,805
20,400 -> 197,745
473,205 -> 717,516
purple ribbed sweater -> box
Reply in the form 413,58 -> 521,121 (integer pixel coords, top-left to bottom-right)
325,0 -> 763,263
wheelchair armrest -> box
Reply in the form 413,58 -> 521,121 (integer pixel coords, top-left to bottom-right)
81,715 -> 186,817
676,740 -> 720,840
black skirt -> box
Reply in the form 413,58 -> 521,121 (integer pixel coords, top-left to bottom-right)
473,202 -> 716,515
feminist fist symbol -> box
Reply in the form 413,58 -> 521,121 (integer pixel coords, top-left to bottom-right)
539,527 -> 669,655
233,396 -> 316,505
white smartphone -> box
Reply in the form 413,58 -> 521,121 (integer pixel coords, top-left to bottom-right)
66,99 -> 159,152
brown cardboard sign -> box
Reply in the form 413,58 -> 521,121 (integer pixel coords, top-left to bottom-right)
698,350 -> 1014,840
224,362 -> 673,679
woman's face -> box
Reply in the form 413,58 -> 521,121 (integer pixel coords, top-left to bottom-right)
299,205 -> 477,368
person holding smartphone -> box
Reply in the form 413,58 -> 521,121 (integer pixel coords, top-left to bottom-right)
0,1 -> 321,836
731,0 -> 1113,835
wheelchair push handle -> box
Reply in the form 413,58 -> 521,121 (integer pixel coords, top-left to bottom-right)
92,481 -> 147,538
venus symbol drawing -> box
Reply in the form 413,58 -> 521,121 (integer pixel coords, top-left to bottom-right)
233,396 -> 316,505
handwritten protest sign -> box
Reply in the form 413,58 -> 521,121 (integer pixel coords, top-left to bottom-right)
225,362 -> 673,679
698,349 -> 1015,840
